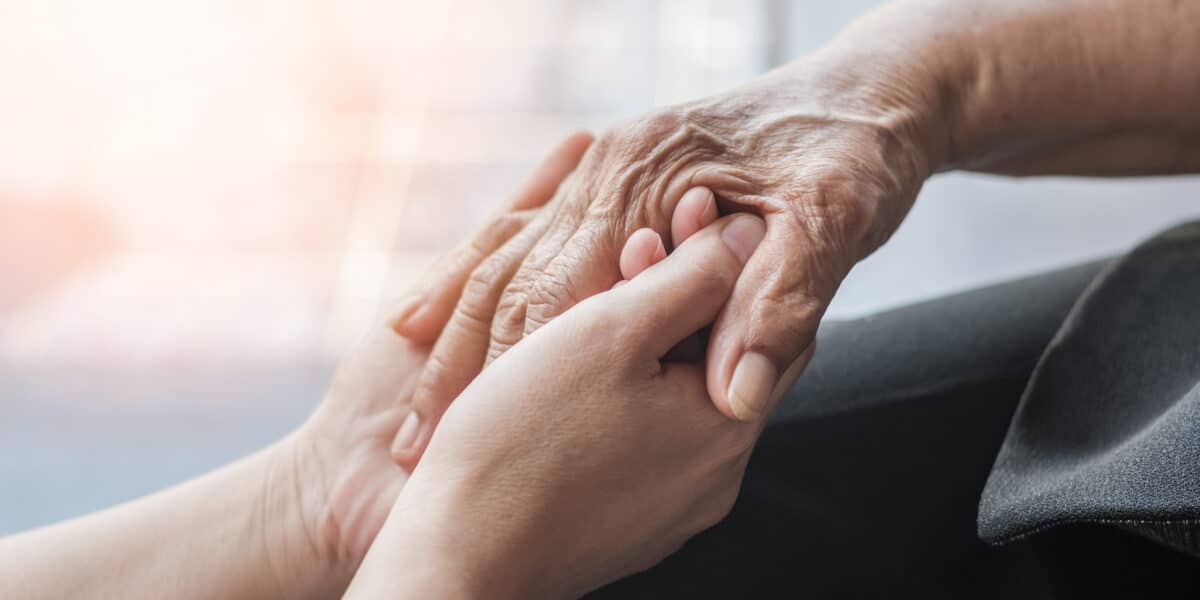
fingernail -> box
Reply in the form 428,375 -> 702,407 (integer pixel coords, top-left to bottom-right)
727,352 -> 776,422
393,410 -> 422,454
721,216 -> 766,264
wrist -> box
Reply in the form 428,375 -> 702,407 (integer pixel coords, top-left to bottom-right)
727,51 -> 947,259
258,433 -> 349,599
811,0 -> 984,173
345,488 -> 505,600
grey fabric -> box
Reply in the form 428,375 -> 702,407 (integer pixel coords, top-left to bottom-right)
590,221 -> 1200,598
593,260 -> 1123,599
979,221 -> 1200,555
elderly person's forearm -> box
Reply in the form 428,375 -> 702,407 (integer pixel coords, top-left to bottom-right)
831,0 -> 1200,175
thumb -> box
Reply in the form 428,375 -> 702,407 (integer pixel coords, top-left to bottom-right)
605,214 -> 766,359
706,213 -> 847,423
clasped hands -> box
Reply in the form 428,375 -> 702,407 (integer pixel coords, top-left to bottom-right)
314,132 -> 778,599
303,70 -> 933,596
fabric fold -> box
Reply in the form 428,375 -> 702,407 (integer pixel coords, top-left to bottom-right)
979,220 -> 1200,557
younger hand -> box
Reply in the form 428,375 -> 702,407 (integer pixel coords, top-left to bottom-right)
348,213 -> 769,599
282,131 -> 594,587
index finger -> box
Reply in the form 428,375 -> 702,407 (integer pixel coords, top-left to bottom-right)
391,131 -> 594,343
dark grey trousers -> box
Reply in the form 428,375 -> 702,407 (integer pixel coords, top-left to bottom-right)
592,221 -> 1200,598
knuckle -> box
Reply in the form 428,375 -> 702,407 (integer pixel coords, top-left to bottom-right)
525,227 -> 618,334
457,242 -> 530,336
411,352 -> 454,412
525,264 -> 584,331
448,300 -> 492,338
436,244 -> 479,290
490,283 -> 528,345
485,340 -> 510,364
791,172 -> 885,260
751,289 -> 824,351
600,111 -> 697,218
525,282 -> 572,333
460,258 -> 506,316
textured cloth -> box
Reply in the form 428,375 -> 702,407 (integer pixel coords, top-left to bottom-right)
979,221 -> 1200,556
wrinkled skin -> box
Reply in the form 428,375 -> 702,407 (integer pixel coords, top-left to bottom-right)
316,0 -> 1200,589
392,59 -> 942,466
296,131 -> 725,578
276,0 -> 1200,593
350,213 -> 769,599
388,0 -> 1200,534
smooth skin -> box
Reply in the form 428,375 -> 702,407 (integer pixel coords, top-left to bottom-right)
392,0 -> 1200,470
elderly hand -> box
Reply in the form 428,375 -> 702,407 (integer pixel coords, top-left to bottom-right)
391,51 -> 948,465
348,213 -> 767,599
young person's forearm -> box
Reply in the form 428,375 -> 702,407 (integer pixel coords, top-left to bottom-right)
344,493 -> 497,600
0,435 -> 335,600
821,0 -> 1200,176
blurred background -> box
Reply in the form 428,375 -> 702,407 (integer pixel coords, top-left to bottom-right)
2,0 -> 1198,535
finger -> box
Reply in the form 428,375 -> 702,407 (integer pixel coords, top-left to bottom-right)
705,214 -> 845,423
486,202 -> 587,364
626,188 -> 713,361
619,228 -> 666,280
512,180 -> 703,359
392,131 -> 593,342
617,186 -> 718,283
526,188 -> 715,336
620,201 -> 713,360
390,219 -> 547,469
606,214 -> 765,359
391,210 -> 533,344
521,222 -> 622,336
670,186 -> 718,249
